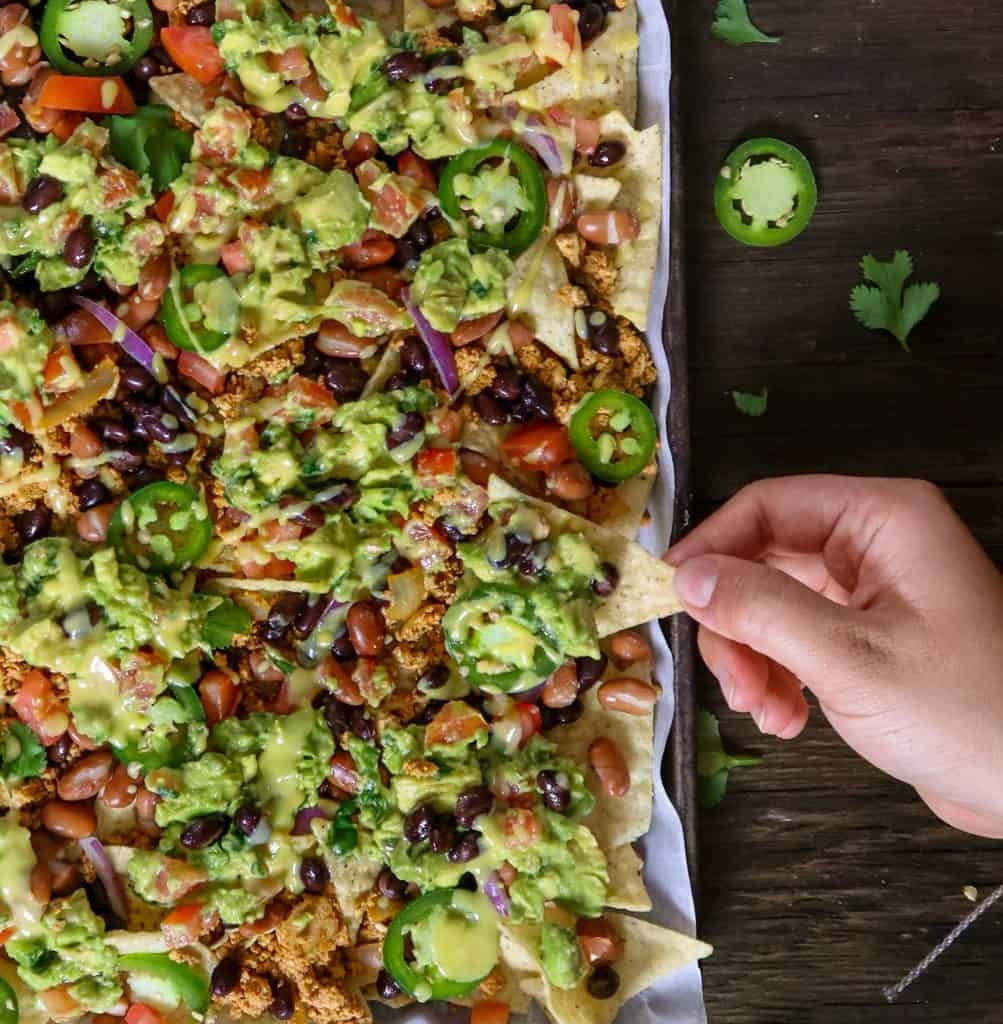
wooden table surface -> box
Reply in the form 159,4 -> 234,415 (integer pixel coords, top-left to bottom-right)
672,2 -> 1003,1021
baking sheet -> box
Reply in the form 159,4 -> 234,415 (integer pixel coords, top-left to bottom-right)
374,0 -> 706,1019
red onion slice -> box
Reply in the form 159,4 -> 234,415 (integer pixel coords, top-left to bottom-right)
292,806 -> 330,836
79,836 -> 129,923
72,295 -> 159,377
402,288 -> 459,395
521,129 -> 566,175
483,871 -> 511,917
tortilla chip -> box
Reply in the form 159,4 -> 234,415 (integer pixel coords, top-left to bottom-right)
150,74 -> 213,126
594,110 -> 662,330
350,0 -> 403,36
487,476 -> 682,631
325,852 -> 382,942
588,471 -> 655,539
519,914 -> 711,1024
362,341 -> 401,397
505,7 -> 639,122
572,173 -> 622,212
604,843 -> 652,913
507,236 -> 578,368
552,664 -> 654,849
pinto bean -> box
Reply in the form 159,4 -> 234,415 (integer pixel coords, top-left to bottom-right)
76,502 -> 116,543
542,662 -> 579,709
49,859 -> 81,897
576,916 -> 625,966
29,861 -> 52,904
546,462 -> 594,502
56,750 -> 115,801
451,311 -> 503,347
341,231 -> 396,269
135,786 -> 162,838
137,254 -> 172,302
596,677 -> 659,716
41,799 -> 97,839
328,752 -> 360,795
347,600 -> 385,657
101,762 -> 139,809
588,737 -> 630,797
576,210 -> 640,246
609,630 -> 652,664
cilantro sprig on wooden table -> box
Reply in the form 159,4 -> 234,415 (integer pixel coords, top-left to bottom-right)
850,251 -> 941,351
712,0 -> 781,45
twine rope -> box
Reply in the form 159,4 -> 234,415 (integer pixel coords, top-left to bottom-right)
882,881 -> 1003,1002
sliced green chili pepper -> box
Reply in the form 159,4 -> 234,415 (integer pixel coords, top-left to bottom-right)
714,137 -> 817,247
569,389 -> 657,483
0,976 -> 19,1024
161,264 -> 236,353
118,953 -> 210,1014
442,583 -> 560,693
439,140 -> 547,255
107,481 -> 213,573
383,889 -> 499,1001
40,0 -> 154,76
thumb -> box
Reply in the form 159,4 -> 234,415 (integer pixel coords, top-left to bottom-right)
673,554 -> 886,687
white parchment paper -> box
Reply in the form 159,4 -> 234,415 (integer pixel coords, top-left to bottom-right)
375,1 -> 707,1019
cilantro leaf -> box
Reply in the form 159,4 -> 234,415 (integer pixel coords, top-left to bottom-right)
712,0 -> 780,45
1,722 -> 47,781
107,106 -> 193,193
731,387 -> 768,417
203,599 -> 252,649
697,709 -> 761,809
849,250 -> 941,351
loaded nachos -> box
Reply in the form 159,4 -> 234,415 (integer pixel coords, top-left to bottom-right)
0,0 -> 709,1020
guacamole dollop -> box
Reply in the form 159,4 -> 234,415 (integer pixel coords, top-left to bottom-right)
539,922 -> 586,990
0,303 -> 51,425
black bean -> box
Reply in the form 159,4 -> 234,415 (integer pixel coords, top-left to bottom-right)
211,955 -> 242,997
324,361 -> 367,400
428,818 -> 456,854
293,597 -> 326,638
22,175 -> 63,215
587,965 -> 620,1000
121,362 -> 154,394
510,374 -> 554,422
300,856 -> 330,894
17,503 -> 50,544
76,478 -> 110,512
490,365 -> 523,403
269,978 -> 295,1021
279,127 -> 308,159
108,448 -> 145,473
330,630 -> 355,662
234,805 -> 262,837
69,270 -> 102,295
350,707 -> 375,740
575,653 -> 607,691
424,74 -> 454,96
132,54 -> 161,83
316,485 -> 358,513
489,532 -> 531,570
517,545 -> 544,577
96,418 -> 131,445
185,0 -> 215,23
0,426 -> 33,459
125,467 -> 162,491
47,733 -> 74,766
386,411 -> 424,449
63,226 -> 94,269
407,219 -> 434,251
474,392 -> 507,426
398,339 -> 428,381
454,786 -> 493,829
429,45 -> 462,65
376,969 -> 402,1000
163,388 -> 197,426
377,868 -> 408,901
591,561 -> 620,597
393,238 -> 420,267
382,371 -> 412,392
384,51 -> 428,83
124,398 -> 176,444
583,308 -> 619,355
537,769 -> 572,813
589,139 -> 626,168
291,505 -> 325,534
457,872 -> 478,891
323,695 -> 352,736
447,830 -> 480,864
36,290 -> 70,323
262,592 -> 306,643
541,698 -> 583,730
577,1 -> 606,42
404,804 -> 435,844
419,665 -> 448,691
180,813 -> 229,850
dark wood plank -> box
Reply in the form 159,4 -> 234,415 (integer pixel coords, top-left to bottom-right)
675,0 -> 1003,1019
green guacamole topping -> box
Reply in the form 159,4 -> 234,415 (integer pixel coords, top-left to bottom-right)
453,159 -> 532,239
6,891 -> 123,1012
411,239 -> 513,333
539,922 -> 586,990
0,303 -> 52,426
0,121 -> 163,291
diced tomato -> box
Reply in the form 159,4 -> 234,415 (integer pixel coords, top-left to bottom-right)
549,4 -> 578,50
0,927 -> 14,945
101,166 -> 142,208
39,986 -> 81,1020
503,808 -> 543,849
459,449 -> 500,488
141,323 -> 179,361
146,855 -> 208,903
0,103 -> 20,140
261,517 -> 303,543
178,350 -> 227,394
239,899 -> 287,939
345,132 -> 378,168
515,702 -> 542,746
13,670 -> 69,746
221,239 -> 251,275
426,700 -> 489,747
38,75 -> 136,115
397,149 -> 437,192
572,117 -> 600,155
327,0 -> 360,28
501,422 -> 574,472
162,902 -> 215,948
8,398 -> 39,431
354,267 -> 406,303
117,650 -> 168,708
472,1003 -> 511,1024
285,374 -> 336,408
431,408 -> 463,443
232,166 -> 273,202
51,113 -> 85,142
267,46 -> 311,80
41,345 -> 82,393
416,447 -> 458,482
198,669 -> 240,726
240,556 -> 296,579
298,72 -> 328,103
152,190 -> 175,222
160,28 -> 224,84
125,1003 -> 167,1024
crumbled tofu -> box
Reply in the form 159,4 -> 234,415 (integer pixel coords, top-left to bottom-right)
581,246 -> 619,299
555,231 -> 584,268
557,283 -> 588,308
454,346 -> 496,395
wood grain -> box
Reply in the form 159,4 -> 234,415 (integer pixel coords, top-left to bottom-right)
672,1 -> 1003,1020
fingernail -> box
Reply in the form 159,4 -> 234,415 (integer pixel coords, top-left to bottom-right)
752,707 -> 767,733
674,557 -> 718,608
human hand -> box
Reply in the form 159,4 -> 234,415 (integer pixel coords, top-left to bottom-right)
664,476 -> 1003,838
